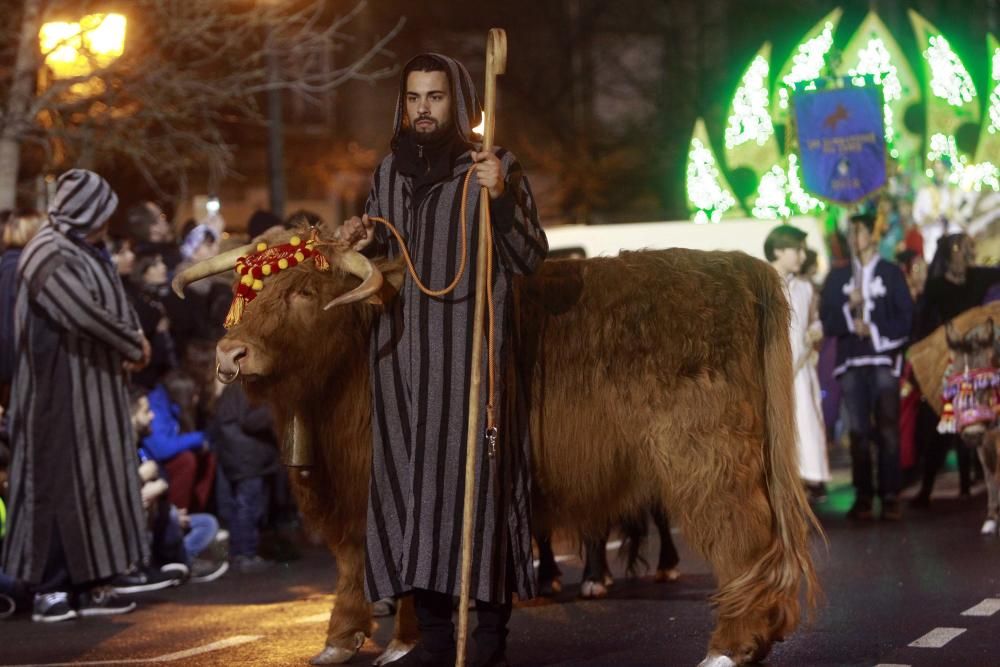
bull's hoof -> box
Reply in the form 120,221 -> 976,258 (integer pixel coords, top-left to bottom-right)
579,579 -> 608,599
981,518 -> 998,536
539,577 -> 562,596
602,573 -> 614,587
696,654 -> 736,667
654,567 -> 680,583
373,639 -> 416,665
309,632 -> 365,665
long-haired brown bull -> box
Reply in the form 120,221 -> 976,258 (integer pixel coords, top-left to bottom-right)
174,222 -> 821,667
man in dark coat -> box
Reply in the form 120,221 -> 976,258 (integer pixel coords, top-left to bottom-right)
2,169 -> 151,621
342,53 -> 548,666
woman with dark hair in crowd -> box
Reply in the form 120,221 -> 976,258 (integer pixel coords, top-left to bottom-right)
127,253 -> 178,389
911,233 -> 1000,506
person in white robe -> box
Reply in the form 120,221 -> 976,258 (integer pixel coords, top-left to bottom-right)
764,224 -> 830,500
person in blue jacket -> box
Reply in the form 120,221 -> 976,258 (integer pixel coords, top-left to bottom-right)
820,213 -> 914,521
140,371 -> 215,512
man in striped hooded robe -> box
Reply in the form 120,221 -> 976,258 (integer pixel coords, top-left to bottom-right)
343,53 -> 548,666
2,169 -> 151,620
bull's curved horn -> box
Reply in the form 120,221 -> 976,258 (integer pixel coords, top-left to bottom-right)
171,242 -> 257,298
323,249 -> 384,310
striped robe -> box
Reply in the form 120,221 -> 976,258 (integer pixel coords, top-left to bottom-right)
364,54 -> 548,604
2,225 -> 149,585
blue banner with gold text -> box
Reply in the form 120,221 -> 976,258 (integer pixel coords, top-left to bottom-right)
793,85 -> 886,204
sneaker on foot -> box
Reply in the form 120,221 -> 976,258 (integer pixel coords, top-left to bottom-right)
31,592 -> 77,623
75,587 -> 136,617
232,555 -> 273,575
159,562 -> 190,582
111,566 -> 184,594
190,558 -> 229,583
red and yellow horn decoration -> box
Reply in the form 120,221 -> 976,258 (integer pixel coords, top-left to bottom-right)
225,233 -> 330,328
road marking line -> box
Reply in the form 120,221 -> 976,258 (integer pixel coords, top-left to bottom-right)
874,663 -> 911,667
908,627 -> 966,648
962,598 -> 1000,616
157,636 -> 261,661
6,635 -> 262,666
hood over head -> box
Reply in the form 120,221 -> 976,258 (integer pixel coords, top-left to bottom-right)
392,53 -> 481,149
48,169 -> 119,238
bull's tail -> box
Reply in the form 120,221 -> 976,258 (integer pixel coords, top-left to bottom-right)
713,265 -> 823,643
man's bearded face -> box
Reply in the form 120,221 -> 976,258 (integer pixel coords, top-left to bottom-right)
405,70 -> 452,142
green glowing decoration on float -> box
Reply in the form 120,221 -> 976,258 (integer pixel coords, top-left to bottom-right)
968,34 -> 1000,192
722,42 -> 781,209
771,8 -> 842,126
684,8 -> 998,222
752,154 -> 826,220
686,118 -> 740,223
841,11 -> 920,162
909,10 -> 979,171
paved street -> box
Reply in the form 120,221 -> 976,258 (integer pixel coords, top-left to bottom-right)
1,469 -> 999,667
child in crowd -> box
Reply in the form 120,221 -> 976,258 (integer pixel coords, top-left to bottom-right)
130,391 -> 227,585
210,381 -> 279,574
141,371 -> 216,512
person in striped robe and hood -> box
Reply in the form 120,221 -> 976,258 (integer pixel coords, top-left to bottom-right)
342,53 -> 548,666
2,169 -> 152,622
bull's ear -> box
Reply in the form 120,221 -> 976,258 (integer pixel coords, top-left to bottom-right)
945,321 -> 961,349
367,258 -> 405,306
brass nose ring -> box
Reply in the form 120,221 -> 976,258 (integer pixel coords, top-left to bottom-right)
216,361 -> 240,384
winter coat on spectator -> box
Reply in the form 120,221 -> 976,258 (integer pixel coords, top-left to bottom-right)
126,282 -> 177,390
140,385 -> 206,463
209,383 -> 278,483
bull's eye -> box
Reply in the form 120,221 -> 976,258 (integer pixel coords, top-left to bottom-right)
295,287 -> 317,299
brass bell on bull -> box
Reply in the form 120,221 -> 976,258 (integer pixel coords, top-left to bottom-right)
282,415 -> 314,471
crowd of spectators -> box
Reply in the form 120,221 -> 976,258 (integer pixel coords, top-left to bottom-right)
0,174 -> 309,622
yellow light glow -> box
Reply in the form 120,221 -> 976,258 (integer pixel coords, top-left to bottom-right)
40,13 -> 126,79
473,114 -> 485,136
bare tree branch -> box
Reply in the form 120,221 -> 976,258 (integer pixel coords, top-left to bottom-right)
0,0 -> 405,205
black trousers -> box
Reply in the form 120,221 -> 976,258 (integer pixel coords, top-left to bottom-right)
413,588 -> 512,661
413,547 -> 515,662
35,524 -> 108,595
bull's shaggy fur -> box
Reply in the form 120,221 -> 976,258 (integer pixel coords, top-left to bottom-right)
218,225 -> 820,664
519,250 -> 820,661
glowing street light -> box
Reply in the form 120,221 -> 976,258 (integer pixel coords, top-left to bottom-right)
39,13 -> 126,80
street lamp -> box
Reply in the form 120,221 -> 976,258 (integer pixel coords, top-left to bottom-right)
39,13 -> 126,81
36,13 -> 127,202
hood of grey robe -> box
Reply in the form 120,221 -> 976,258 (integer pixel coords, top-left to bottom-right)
391,53 -> 482,149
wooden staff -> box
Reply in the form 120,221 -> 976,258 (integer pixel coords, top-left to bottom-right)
456,28 -> 506,667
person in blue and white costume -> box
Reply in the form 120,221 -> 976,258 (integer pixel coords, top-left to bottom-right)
820,212 -> 913,522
